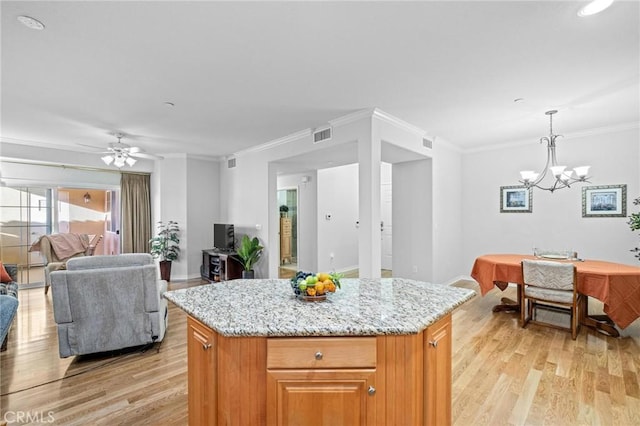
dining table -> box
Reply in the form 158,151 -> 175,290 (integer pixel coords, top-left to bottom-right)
470,253 -> 640,337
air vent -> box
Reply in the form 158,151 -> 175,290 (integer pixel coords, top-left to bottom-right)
227,158 -> 236,168
422,137 -> 433,149
313,127 -> 332,143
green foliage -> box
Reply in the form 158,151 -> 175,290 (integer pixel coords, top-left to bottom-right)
279,204 -> 289,213
237,234 -> 263,271
630,197 -> 640,261
149,221 -> 180,262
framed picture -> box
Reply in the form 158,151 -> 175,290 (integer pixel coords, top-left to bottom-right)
500,185 -> 532,213
582,184 -> 627,217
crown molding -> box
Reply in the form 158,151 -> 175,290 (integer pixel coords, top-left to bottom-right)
371,108 -> 428,138
328,108 -> 375,127
232,129 -> 313,157
463,121 -> 640,154
231,107 -> 435,158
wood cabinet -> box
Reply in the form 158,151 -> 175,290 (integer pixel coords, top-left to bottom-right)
424,313 -> 452,426
280,217 -> 292,265
267,337 -> 378,425
186,314 -> 452,426
201,250 -> 243,282
187,317 -> 217,425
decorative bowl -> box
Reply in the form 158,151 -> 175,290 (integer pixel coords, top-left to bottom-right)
290,271 -> 342,301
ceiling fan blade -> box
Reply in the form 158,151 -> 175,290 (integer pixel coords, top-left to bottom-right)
76,143 -> 106,151
129,152 -> 164,160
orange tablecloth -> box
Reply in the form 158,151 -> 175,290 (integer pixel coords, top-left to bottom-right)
471,254 -> 640,329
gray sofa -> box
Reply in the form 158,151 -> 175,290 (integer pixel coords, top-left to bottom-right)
1,264 -> 19,351
50,254 -> 168,358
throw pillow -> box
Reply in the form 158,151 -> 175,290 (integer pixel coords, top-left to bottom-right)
0,262 -> 12,283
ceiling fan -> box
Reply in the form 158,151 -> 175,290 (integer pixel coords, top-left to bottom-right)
98,133 -> 163,168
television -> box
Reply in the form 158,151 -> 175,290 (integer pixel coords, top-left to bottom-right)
214,223 -> 235,252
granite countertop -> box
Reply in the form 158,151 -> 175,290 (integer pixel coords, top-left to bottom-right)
163,278 -> 475,337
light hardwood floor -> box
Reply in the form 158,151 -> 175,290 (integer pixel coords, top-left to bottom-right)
1,279 -> 639,425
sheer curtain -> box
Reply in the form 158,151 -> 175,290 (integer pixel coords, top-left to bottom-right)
120,173 -> 151,254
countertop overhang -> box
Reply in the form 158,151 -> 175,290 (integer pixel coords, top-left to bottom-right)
164,278 -> 475,337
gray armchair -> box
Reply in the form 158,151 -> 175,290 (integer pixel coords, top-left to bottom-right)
50,253 -> 168,358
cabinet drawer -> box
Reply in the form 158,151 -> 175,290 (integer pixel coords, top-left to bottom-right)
267,337 -> 376,369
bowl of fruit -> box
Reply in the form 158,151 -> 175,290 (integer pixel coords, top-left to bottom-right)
290,271 -> 343,302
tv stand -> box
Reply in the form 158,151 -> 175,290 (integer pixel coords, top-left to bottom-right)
201,249 -> 243,282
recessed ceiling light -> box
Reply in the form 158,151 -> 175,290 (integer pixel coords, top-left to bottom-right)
514,98 -> 525,103
578,0 -> 614,17
164,102 -> 175,107
17,15 -> 45,30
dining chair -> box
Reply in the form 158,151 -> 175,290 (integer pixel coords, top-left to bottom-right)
520,259 -> 581,339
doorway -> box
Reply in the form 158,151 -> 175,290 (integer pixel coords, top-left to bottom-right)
278,188 -> 298,278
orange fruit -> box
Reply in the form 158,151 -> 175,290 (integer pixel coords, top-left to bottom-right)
315,282 -> 325,295
307,287 -> 316,296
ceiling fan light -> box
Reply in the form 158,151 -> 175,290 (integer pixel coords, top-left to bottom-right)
114,157 -> 126,168
125,157 -> 137,167
578,0 -> 614,17
101,155 -> 114,165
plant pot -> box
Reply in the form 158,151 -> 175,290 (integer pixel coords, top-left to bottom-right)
159,260 -> 172,281
242,270 -> 255,279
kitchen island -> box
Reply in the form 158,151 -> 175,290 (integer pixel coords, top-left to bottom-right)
164,278 -> 475,426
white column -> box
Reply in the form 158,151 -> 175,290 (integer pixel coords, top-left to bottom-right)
358,119 -> 382,278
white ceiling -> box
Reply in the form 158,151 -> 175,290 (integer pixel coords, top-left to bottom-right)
1,1 -> 638,160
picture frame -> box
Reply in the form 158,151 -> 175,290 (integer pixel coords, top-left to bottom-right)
500,185 -> 532,213
582,184 -> 627,218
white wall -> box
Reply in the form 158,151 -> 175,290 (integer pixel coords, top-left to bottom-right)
187,157 -> 220,278
317,164 -> 359,272
461,126 -> 640,272
221,109 -> 433,279
155,154 -> 220,280
432,140 -> 464,284
393,159 -> 433,281
156,155 -> 188,279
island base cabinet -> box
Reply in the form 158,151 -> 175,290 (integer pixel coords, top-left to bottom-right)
266,369 -> 377,425
186,314 -> 452,426
424,313 -> 452,426
187,317 -> 217,426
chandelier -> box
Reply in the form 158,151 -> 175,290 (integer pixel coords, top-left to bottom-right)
519,110 -> 590,192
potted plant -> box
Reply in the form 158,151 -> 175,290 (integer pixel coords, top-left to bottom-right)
279,204 -> 289,217
236,234 -> 263,279
629,196 -> 640,261
149,220 -> 180,281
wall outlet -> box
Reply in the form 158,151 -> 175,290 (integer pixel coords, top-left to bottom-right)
412,265 -> 418,273
330,253 -> 335,260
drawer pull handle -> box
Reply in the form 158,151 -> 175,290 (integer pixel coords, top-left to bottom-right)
315,351 -> 323,360
368,386 -> 376,396
429,340 -> 438,348
203,343 -> 212,350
